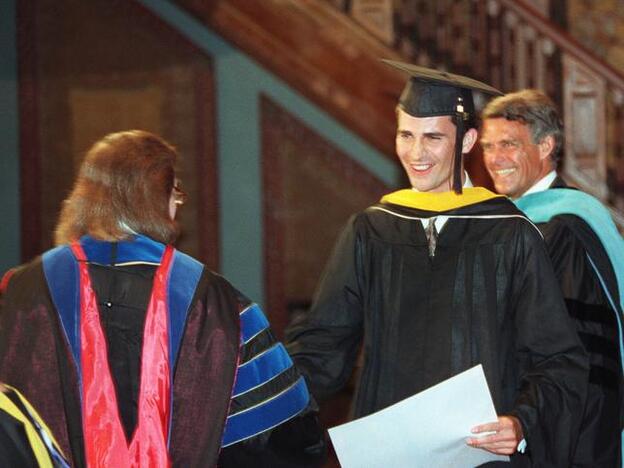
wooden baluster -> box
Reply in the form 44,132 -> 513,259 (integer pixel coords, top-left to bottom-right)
409,0 -> 434,65
435,0 -> 451,67
486,0 -> 503,91
470,0 -> 489,81
562,55 -> 608,199
524,25 -> 536,88
515,21 -> 529,90
502,9 -> 518,91
395,0 -> 418,62
534,37 -> 547,92
607,88 -> 624,209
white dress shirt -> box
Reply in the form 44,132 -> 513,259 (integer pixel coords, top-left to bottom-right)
517,170 -> 557,199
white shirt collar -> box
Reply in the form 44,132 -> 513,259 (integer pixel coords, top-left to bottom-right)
518,170 -> 557,199
412,172 -> 473,233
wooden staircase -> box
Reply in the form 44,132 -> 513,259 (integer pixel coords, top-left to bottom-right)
173,0 -> 624,227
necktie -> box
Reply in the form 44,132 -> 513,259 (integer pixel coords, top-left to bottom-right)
425,217 -> 438,258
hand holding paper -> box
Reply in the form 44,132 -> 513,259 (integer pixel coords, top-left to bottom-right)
328,365 -> 510,467
467,415 -> 524,455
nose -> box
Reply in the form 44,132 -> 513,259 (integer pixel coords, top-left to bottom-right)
404,138 -> 424,160
484,146 -> 505,168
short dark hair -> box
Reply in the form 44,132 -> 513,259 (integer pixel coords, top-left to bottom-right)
481,89 -> 563,163
55,130 -> 179,245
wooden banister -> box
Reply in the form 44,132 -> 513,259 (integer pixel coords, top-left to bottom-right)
497,0 -> 624,90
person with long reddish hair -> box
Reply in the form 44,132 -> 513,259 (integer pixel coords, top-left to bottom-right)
0,130 -> 325,467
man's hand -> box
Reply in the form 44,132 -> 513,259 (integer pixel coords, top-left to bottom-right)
466,415 -> 524,455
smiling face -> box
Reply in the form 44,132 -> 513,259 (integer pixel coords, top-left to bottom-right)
395,109 -> 476,193
481,118 -> 554,199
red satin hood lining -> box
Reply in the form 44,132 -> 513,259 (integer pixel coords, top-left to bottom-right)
71,241 -> 172,468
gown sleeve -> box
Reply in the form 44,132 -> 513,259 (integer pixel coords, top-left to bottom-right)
284,215 -> 365,401
507,220 -> 590,464
218,297 -> 327,467
0,262 -> 80,467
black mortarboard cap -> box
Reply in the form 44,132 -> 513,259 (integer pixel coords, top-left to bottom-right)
383,59 -> 502,193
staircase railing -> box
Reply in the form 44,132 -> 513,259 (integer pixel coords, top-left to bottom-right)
331,0 -> 624,228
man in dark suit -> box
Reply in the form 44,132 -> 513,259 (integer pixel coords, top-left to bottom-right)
481,89 -> 623,467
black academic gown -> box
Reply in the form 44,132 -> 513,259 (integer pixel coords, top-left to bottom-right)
0,411 -> 37,468
0,388 -> 40,468
0,240 -> 325,468
0,385 -> 68,467
534,177 -> 623,467
287,190 -> 589,467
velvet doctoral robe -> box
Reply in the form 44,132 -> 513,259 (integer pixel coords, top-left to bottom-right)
0,235 -> 324,467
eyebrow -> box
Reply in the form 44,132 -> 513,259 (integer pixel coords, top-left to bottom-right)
480,138 -> 515,144
397,130 -> 447,137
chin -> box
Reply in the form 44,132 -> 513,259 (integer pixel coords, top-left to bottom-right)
493,182 -> 512,197
411,182 -> 433,192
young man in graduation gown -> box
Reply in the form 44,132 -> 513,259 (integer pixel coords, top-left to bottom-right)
0,130 -> 325,468
481,89 -> 623,467
286,61 -> 589,466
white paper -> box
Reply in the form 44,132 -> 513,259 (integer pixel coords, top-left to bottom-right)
328,365 -> 509,467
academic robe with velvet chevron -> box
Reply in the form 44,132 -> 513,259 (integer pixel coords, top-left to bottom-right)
286,188 -> 589,467
0,236 -> 324,468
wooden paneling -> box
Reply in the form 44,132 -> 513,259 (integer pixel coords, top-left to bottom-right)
18,0 -> 219,265
261,95 -> 390,338
17,0 -> 42,263
563,56 -> 607,198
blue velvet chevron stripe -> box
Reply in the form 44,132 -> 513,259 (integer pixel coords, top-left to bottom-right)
233,343 -> 294,397
240,303 -> 270,343
79,234 -> 164,265
42,245 -> 81,373
221,376 -> 310,447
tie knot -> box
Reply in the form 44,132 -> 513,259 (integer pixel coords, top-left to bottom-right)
426,217 -> 438,257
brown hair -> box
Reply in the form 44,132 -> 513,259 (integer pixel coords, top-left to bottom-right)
55,130 -> 180,245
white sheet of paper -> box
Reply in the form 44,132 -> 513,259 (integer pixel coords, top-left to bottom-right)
328,365 -> 509,467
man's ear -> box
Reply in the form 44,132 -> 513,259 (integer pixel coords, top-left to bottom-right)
462,128 -> 478,154
538,135 -> 555,161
